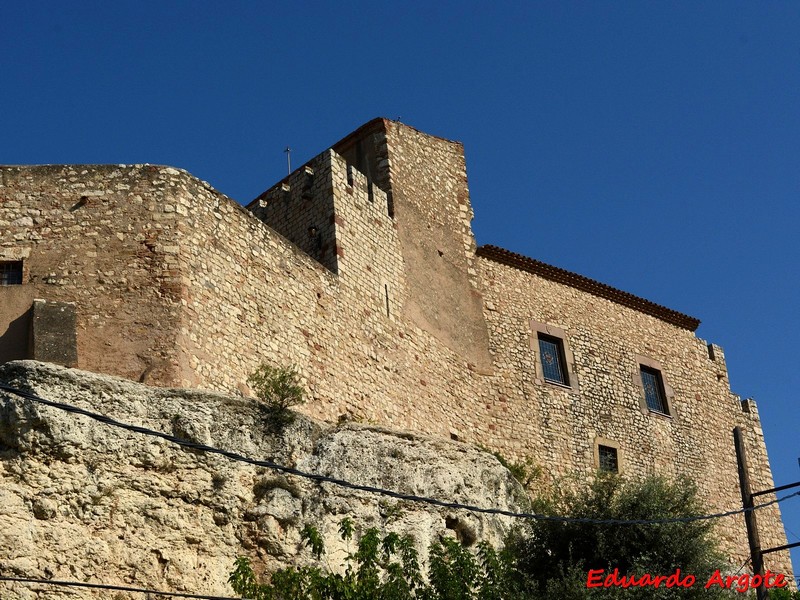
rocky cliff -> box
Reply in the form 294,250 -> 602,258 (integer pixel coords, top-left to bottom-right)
0,361 -> 525,599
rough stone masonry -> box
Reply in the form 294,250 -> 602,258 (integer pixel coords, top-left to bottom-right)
0,118 -> 793,589
0,361 -> 524,598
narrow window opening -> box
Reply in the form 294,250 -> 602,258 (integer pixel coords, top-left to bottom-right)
308,225 -> 322,257
346,164 -> 354,187
384,284 -> 390,317
640,366 -> 668,414
302,168 -> 315,200
0,261 -> 23,286
538,334 -> 568,386
598,445 -> 618,473
386,191 -> 395,218
368,181 -> 374,203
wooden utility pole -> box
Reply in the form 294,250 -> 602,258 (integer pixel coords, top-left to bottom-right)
734,426 -> 767,600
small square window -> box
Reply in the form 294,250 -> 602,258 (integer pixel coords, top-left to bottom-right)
0,261 -> 23,286
538,334 -> 569,386
640,366 -> 668,414
598,445 -> 618,473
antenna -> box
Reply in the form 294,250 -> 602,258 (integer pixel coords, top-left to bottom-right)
284,147 -> 292,175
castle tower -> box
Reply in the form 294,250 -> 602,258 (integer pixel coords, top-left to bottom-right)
250,119 -> 492,370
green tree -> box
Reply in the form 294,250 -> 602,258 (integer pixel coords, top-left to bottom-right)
229,475 -> 749,599
247,363 -> 305,429
507,474 -> 737,598
424,538 -> 522,600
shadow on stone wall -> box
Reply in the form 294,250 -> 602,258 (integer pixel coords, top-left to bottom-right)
0,307 -> 31,365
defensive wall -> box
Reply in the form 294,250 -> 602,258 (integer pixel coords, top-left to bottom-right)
0,118 -> 792,576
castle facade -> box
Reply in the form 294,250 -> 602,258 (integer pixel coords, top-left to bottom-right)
0,118 -> 791,575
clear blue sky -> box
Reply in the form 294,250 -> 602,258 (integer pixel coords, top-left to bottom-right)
3,0 -> 799,574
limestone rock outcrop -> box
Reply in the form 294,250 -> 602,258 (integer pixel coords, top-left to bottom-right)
0,361 -> 525,599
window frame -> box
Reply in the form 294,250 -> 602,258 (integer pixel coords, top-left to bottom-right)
529,320 -> 579,392
634,355 -> 676,418
598,445 -> 619,473
640,365 -> 668,413
538,333 -> 569,386
0,259 -> 26,286
594,437 -> 621,473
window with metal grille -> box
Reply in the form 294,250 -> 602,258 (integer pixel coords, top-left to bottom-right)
538,334 -> 568,386
598,445 -> 618,473
640,366 -> 668,414
0,261 -> 23,286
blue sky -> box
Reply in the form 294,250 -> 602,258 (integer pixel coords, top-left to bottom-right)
3,1 -> 799,574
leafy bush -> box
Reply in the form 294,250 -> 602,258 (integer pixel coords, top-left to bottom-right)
247,363 -> 305,429
427,538 -> 523,600
771,589 -> 800,600
507,474 -> 736,598
477,444 -> 541,489
230,475 -> 752,599
229,519 -> 522,599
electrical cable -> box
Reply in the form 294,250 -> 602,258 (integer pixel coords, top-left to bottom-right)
1,382 -> 799,526
733,556 -> 751,576
0,575 -> 242,599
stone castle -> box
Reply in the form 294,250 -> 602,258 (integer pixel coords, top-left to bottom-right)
0,118 -> 792,576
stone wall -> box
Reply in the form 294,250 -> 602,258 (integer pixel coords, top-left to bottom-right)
329,151 -> 405,318
477,254 -> 791,574
171,149 -> 495,439
0,120 -> 792,579
0,284 -> 32,364
382,121 -> 493,371
0,165 -> 186,385
250,155 -> 339,273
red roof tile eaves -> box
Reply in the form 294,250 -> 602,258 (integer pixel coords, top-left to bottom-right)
476,245 -> 700,331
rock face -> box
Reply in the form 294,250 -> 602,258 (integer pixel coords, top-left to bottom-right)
0,361 -> 525,599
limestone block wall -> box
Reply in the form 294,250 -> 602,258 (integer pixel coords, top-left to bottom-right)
250,147 -> 404,316
333,120 -> 393,209
329,152 -> 406,318
738,398 -> 792,577
477,255 -> 792,575
381,121 -> 492,370
0,161 -> 499,444
0,283 -> 33,365
250,154 -> 339,273
0,165 -> 187,385
331,119 -> 491,369
171,156 -> 498,440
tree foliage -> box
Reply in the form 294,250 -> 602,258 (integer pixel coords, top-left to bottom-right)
247,363 -> 305,429
230,475 -> 757,599
229,518 -> 520,599
507,474 -> 737,598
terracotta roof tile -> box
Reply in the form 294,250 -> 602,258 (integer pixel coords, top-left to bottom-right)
476,245 -> 700,331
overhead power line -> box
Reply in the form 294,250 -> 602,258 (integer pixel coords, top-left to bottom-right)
1,382 -> 799,526
0,575 -> 242,599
